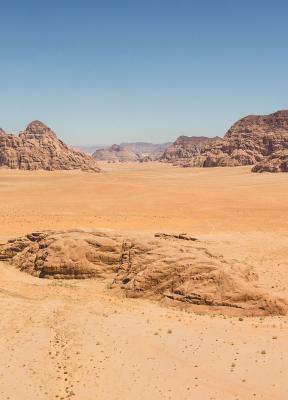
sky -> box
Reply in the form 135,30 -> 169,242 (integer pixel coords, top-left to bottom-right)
1,0 -> 288,145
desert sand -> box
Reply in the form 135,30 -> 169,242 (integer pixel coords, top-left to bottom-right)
0,162 -> 288,399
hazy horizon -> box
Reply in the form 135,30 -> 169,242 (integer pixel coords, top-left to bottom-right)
73,140 -> 173,147
1,1 -> 288,144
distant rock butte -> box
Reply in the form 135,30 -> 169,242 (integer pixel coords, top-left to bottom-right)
161,135 -> 220,163
181,110 -> 288,169
0,120 -> 100,171
0,229 -> 286,316
77,142 -> 171,158
120,142 -> 171,159
252,149 -> 288,173
92,144 -> 140,162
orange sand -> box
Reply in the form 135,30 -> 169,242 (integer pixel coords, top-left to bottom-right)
0,162 -> 287,399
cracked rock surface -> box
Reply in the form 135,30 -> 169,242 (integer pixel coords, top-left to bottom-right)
1,229 -> 286,316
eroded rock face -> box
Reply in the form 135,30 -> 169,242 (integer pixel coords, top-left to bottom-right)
0,230 -> 121,279
160,136 -> 220,163
190,110 -> 288,167
0,121 -> 100,171
92,144 -> 140,162
163,111 -> 288,168
0,229 -> 286,315
252,149 -> 288,173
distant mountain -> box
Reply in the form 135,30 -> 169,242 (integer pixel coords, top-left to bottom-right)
76,142 -> 171,159
119,142 -> 171,157
92,144 -> 140,162
74,145 -> 106,155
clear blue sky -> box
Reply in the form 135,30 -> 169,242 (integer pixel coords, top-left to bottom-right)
1,0 -> 287,145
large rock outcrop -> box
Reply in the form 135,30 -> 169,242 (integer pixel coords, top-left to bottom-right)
92,144 -> 140,162
252,149 -> 288,173
161,135 -> 220,163
0,229 -> 286,316
162,111 -> 288,168
0,121 -> 100,171
188,110 -> 288,168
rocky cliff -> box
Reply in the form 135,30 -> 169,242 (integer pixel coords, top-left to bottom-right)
190,110 -> 288,168
162,111 -> 288,169
0,121 -> 100,171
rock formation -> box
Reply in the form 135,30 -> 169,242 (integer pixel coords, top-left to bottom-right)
252,149 -> 288,173
187,110 -> 288,168
0,229 -> 286,315
0,120 -> 100,171
161,135 -> 220,163
92,144 -> 140,162
120,142 -> 171,160
161,111 -> 288,168
77,142 -> 171,159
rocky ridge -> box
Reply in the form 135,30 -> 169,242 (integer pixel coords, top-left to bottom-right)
0,121 -> 100,171
0,229 -> 286,316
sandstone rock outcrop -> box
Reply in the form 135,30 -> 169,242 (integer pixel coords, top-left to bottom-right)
188,110 -> 288,168
161,135 -> 220,163
0,229 -> 286,315
252,149 -> 288,173
92,144 -> 140,162
0,120 -> 100,171
162,111 -> 288,168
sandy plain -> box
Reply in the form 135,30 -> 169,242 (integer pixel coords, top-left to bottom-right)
0,162 -> 288,400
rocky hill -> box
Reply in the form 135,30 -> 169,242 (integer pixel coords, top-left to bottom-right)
0,121 -> 100,172
188,110 -> 288,168
161,135 -> 220,163
92,144 -> 140,162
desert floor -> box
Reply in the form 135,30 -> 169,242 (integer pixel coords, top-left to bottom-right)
0,162 -> 288,399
